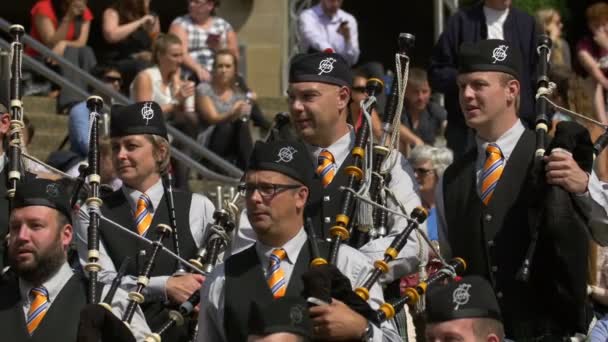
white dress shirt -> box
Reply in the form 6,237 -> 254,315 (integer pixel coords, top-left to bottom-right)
18,262 -> 151,341
298,4 -> 360,65
484,5 -> 509,40
233,129 -> 424,283
74,178 -> 215,301
197,228 -> 401,342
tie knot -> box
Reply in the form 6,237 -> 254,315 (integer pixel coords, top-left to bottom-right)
271,248 -> 287,261
31,287 -> 48,299
318,149 -> 335,164
137,193 -> 152,209
486,143 -> 502,157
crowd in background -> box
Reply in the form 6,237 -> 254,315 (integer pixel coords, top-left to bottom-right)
9,0 -> 608,339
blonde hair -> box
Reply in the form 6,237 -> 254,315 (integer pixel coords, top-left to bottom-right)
535,8 -> 565,66
152,33 -> 182,65
144,134 -> 171,175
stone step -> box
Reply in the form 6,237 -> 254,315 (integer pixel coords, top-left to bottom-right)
23,96 -> 57,114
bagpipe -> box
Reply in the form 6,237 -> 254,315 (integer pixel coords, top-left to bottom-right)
6,24 -> 26,212
143,187 -> 241,342
327,77 -> 384,264
327,33 -> 416,265
514,34 -> 598,333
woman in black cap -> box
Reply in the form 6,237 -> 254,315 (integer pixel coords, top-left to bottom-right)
74,101 -> 215,342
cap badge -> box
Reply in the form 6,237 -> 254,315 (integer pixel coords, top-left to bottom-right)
452,283 -> 471,310
491,45 -> 508,64
46,183 -> 59,198
276,146 -> 297,163
141,102 -> 154,125
289,304 -> 305,325
318,57 -> 336,75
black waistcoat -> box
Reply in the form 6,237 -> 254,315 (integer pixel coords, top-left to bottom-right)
306,153 -> 356,240
224,239 -> 325,342
443,130 -> 590,337
0,167 -> 8,271
99,189 -> 197,277
98,189 -> 197,341
0,274 -> 89,342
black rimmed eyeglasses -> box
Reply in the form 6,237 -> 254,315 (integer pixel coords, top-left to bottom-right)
238,183 -> 302,199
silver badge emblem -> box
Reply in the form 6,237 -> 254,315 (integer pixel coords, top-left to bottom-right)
276,146 -> 297,163
491,45 -> 508,64
452,283 -> 471,310
318,57 -> 336,75
289,304 -> 305,325
141,102 -> 154,125
46,183 -> 59,198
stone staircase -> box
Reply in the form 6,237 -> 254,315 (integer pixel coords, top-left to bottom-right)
23,96 -> 68,161
21,95 -> 288,196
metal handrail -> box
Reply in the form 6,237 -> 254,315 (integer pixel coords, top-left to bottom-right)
0,18 -> 243,181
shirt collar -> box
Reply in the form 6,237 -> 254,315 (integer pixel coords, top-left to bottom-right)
308,127 -> 354,168
312,3 -> 344,22
475,119 -> 525,163
255,227 -> 308,266
19,262 -> 74,304
122,178 -> 164,213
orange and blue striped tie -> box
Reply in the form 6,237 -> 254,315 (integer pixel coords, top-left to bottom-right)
27,287 -> 49,335
480,143 -> 504,205
317,149 -> 336,187
135,193 -> 153,236
267,249 -> 287,299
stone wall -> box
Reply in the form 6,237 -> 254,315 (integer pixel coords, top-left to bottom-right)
219,0 -> 288,98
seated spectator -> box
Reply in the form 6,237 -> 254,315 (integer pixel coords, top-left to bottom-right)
576,2 -> 608,124
130,33 -> 196,126
536,8 -> 571,69
27,0 -> 97,111
408,145 -> 453,247
69,64 -> 122,158
349,68 -> 380,134
102,0 -> 160,91
298,0 -> 359,66
399,68 -> 447,152
169,0 -> 239,83
196,49 -> 254,170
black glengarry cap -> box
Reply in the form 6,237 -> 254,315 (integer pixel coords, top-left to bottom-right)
289,52 -> 353,88
110,101 -> 168,139
458,39 -> 522,81
425,275 -> 502,324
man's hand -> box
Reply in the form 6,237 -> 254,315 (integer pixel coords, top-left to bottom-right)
544,149 -> 589,194
309,298 -> 368,340
166,274 -> 205,304
337,22 -> 351,43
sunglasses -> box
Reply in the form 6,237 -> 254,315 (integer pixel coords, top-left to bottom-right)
103,75 -> 123,85
352,86 -> 366,93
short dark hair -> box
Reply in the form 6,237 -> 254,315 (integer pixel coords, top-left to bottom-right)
407,67 -> 428,88
472,318 -> 505,340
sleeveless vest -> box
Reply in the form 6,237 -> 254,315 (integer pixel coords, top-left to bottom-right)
0,274 -> 91,342
224,239 -> 328,342
98,189 -> 197,342
306,153 -> 356,240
